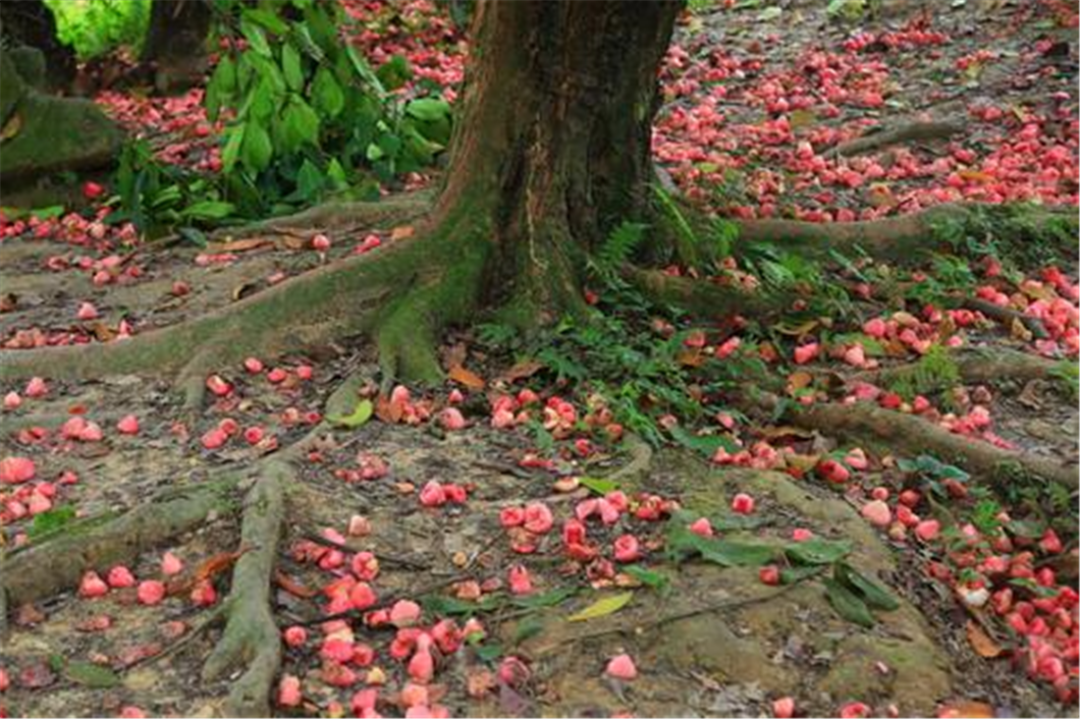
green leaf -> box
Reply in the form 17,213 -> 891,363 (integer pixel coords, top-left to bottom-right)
699,539 -> 777,567
181,201 -> 236,221
474,643 -> 503,662
668,425 -> 739,458
624,565 -> 670,590
282,43 -> 304,92
578,476 -> 618,496
239,19 -> 271,57
295,159 -> 324,201
311,67 -> 345,118
345,45 -> 386,98
421,594 -> 501,616
327,399 -> 373,428
375,55 -> 412,90
511,586 -> 576,609
779,565 -> 823,585
785,538 -> 851,565
241,121 -> 273,171
824,578 -> 876,628
65,661 -> 120,688
222,124 -> 246,173
28,505 -> 76,539
284,98 -> 320,148
405,97 -> 451,123
567,591 -> 634,622
835,563 -> 899,611
243,7 -> 289,34
177,227 -> 208,248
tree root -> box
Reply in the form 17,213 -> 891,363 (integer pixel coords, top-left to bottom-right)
731,203 -> 1074,263
760,393 -> 1077,490
830,118 -> 964,157
962,298 -> 1049,340
202,461 -> 287,717
625,266 -> 780,319
1,478 -> 239,612
200,190 -> 434,242
856,347 -> 1063,389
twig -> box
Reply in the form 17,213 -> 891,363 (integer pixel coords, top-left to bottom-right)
962,297 -> 1049,340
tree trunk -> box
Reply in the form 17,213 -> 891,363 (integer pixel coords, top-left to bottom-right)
431,0 -> 683,323
0,0 -> 76,91
141,0 -> 213,93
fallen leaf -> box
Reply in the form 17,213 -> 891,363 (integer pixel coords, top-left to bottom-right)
937,700 -> 995,719
1,112 -> 22,142
677,348 -> 705,367
496,360 -> 544,383
0,293 -> 17,312
390,225 -> 415,241
232,282 -> 259,301
375,394 -> 404,423
966,619 -> 1004,658
786,371 -> 814,391
758,425 -> 815,441
327,398 -> 374,428
567,591 -> 634,622
207,237 -> 271,253
449,364 -> 486,389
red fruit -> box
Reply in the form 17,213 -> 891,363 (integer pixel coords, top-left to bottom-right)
25,377 -> 48,397
439,407 -> 466,430
914,519 -> 941,542
839,702 -> 870,719
759,565 -> 781,586
605,653 -> 637,680
278,674 -> 302,707
689,517 -> 714,537
171,280 -> 190,296
295,364 -> 313,380
205,374 -> 231,397
83,181 -> 105,199
243,357 -> 264,374
731,493 -> 756,515
898,490 -> 921,508
311,233 -> 331,251
107,565 -> 137,588
137,580 -> 166,605
861,500 -> 892,527
200,427 -> 228,450
1039,529 -> 1063,554
350,582 -> 377,610
407,635 -> 435,684
773,697 -> 795,719
523,502 -> 554,534
190,579 -> 217,606
2,391 -> 21,410
0,456 -> 36,484
613,534 -> 642,563
161,552 -> 184,576
500,506 -> 525,527
419,481 -> 447,507
79,571 -> 109,598
116,414 -> 140,435
793,343 -> 820,365
508,564 -> 534,595
817,458 -> 851,484
76,302 -> 99,321
243,426 -> 264,445
390,599 -> 422,627
283,626 -> 307,647
267,368 -> 288,384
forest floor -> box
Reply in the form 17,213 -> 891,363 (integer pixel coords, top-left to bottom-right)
0,1 -> 1077,718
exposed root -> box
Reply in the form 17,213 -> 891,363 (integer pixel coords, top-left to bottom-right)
830,118 -> 964,157
0,235 -> 419,385
856,347 -> 1063,389
625,266 -> 780,319
760,392 -> 1077,490
202,461 -> 287,717
731,203 -> 1074,262
1,478 -> 238,611
962,297 -> 1049,340
201,190 -> 434,242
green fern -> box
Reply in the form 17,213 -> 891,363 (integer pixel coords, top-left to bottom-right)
888,345 -> 961,400
593,221 -> 647,286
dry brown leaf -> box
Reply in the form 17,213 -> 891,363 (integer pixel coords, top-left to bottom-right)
374,395 -> 403,424
758,425 -> 815,441
787,371 -> 814,391
0,293 -> 17,313
232,282 -> 259,301
207,237 -> 271,253
449,364 -> 486,389
280,236 -> 308,251
497,359 -> 544,383
390,225 -> 415,241
1010,318 -> 1033,343
937,700 -> 996,719
966,619 -> 1004,658
86,322 -> 118,343
677,348 -> 705,367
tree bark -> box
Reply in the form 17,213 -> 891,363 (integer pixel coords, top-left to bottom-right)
0,0 -> 76,91
141,0 -> 213,93
429,0 -> 683,323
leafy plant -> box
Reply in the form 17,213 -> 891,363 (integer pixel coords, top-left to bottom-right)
887,345 -> 961,400
205,0 -> 452,216
45,0 -> 151,59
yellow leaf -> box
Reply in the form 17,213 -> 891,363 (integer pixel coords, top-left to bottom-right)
1,112 -> 22,142
789,109 -> 817,129
567,591 -> 634,622
966,620 -> 1004,658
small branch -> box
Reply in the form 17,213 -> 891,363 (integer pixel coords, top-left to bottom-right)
854,347 -> 1060,389
962,297 -> 1049,340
